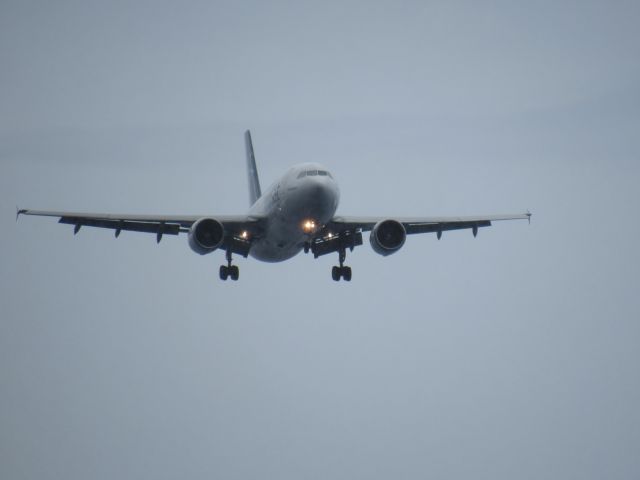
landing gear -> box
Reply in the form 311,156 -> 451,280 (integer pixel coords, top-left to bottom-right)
342,266 -> 352,281
219,265 -> 239,281
219,249 -> 239,281
332,247 -> 352,281
332,265 -> 351,281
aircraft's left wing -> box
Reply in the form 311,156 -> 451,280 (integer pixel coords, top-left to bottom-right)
17,209 -> 264,244
328,213 -> 531,236
308,212 -> 530,257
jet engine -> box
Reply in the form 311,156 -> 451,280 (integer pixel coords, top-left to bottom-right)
370,219 -> 406,256
188,218 -> 225,254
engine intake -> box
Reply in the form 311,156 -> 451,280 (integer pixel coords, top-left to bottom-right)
189,218 -> 225,255
370,219 -> 406,256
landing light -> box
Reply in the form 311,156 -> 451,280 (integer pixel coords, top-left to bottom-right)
240,230 -> 249,239
302,219 -> 316,233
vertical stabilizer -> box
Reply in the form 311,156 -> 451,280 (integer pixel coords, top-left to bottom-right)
244,130 -> 262,206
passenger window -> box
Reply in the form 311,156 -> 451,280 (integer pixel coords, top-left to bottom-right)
297,171 -> 306,179
307,170 -> 318,176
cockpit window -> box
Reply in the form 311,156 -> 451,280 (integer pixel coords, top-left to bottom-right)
298,169 -> 332,179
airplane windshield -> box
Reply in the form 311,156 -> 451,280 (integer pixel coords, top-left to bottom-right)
297,170 -> 332,179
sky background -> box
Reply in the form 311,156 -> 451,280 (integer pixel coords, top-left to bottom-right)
1,1 -> 639,479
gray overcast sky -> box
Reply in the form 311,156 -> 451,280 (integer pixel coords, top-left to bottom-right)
1,1 -> 639,479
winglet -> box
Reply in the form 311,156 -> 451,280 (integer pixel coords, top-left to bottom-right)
526,210 -> 532,224
16,206 -> 25,222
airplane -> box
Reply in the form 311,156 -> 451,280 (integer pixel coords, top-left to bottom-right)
17,130 -> 531,281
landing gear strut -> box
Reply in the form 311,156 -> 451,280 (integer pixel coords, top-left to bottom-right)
219,249 -> 239,281
331,247 -> 352,282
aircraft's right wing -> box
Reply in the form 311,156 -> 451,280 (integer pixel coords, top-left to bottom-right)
17,209 -> 265,249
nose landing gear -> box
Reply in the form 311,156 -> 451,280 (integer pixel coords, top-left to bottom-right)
219,249 -> 239,281
332,247 -> 352,281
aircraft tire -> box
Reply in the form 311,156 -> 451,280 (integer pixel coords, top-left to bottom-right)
331,266 -> 341,281
230,266 -> 239,281
342,266 -> 352,282
219,265 -> 229,281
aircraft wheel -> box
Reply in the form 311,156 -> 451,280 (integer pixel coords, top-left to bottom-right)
342,266 -> 352,282
229,265 -> 240,281
331,266 -> 341,281
219,265 -> 229,281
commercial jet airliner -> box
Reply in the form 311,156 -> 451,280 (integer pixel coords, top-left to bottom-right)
18,131 -> 531,281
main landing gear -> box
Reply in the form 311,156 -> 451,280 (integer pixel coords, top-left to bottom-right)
331,247 -> 352,282
219,249 -> 239,281
306,230 -> 362,281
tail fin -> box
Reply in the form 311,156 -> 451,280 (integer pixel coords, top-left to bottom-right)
244,130 -> 262,206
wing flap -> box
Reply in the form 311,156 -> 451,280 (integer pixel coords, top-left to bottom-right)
18,208 -> 265,240
327,212 -> 530,237
19,209 -> 222,227
58,217 -> 182,235
404,220 -> 491,235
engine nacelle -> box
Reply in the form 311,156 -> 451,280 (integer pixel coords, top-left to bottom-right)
188,218 -> 225,255
370,219 -> 406,256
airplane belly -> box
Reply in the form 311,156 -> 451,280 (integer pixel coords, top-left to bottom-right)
248,209 -> 305,262
249,237 -> 302,262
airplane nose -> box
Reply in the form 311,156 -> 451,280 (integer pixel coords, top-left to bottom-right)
291,175 -> 337,219
307,177 -> 334,204
286,174 -> 339,230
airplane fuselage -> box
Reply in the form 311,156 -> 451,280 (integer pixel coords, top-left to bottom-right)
248,162 -> 340,262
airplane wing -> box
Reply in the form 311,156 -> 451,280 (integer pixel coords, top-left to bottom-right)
17,208 -> 264,243
308,212 -> 531,258
328,213 -> 531,236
